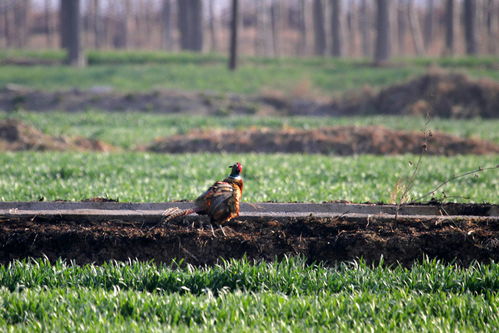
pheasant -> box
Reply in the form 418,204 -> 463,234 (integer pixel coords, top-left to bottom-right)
162,162 -> 243,235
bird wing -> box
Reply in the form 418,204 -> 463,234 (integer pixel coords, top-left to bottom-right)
194,181 -> 234,214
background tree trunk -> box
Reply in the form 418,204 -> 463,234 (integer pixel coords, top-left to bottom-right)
313,0 -> 326,56
112,0 -> 130,49
177,0 -> 203,52
208,0 -> 218,53
93,0 -> 104,49
162,0 -> 173,51
45,0 -> 54,47
63,0 -> 85,67
191,0 -> 203,51
359,0 -> 371,58
485,0 -> 497,54
407,0 -> 424,55
296,0 -> 308,56
423,0 -> 434,52
444,0 -> 455,55
345,1 -> 355,57
396,0 -> 407,56
330,0 -> 342,57
375,0 -> 391,63
270,1 -> 280,57
12,0 -> 30,48
229,0 -> 239,70
463,0 -> 477,55
177,0 -> 189,50
389,0 -> 399,56
59,0 -> 70,49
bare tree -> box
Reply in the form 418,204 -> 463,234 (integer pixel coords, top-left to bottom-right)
61,0 -> 85,67
270,1 -> 280,57
59,0 -> 70,49
389,0 -> 399,56
397,0 -> 407,56
375,0 -> 391,63
330,0 -> 342,57
177,0 -> 203,51
296,0 -> 308,56
254,0 -> 263,55
407,0 -> 424,55
254,0 -> 271,56
44,0 -> 54,47
464,0 -> 477,55
190,0 -> 203,52
208,0 -> 218,53
359,0 -> 371,58
12,0 -> 30,48
444,0 -> 455,55
485,0 -> 497,54
161,0 -> 173,50
229,0 -> 239,70
313,0 -> 326,56
92,0 -> 105,49
345,1 -> 355,57
423,0 -> 434,51
111,0 -> 130,49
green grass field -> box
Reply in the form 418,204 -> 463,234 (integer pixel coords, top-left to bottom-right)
2,111 -> 499,148
0,152 -> 497,203
0,50 -> 497,95
0,258 -> 497,331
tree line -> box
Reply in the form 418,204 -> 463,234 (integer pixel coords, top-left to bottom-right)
0,0 -> 497,67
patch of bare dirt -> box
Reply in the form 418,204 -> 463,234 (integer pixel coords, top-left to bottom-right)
144,126 -> 499,155
1,73 -> 497,118
0,215 -> 497,266
362,72 -> 499,118
0,119 -> 117,152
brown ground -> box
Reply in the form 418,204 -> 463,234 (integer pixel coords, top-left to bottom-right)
145,126 -> 499,156
1,73 -> 498,118
0,119 -> 117,152
0,214 -> 497,266
332,72 -> 499,118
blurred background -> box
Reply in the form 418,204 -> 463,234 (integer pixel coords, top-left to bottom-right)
0,0 -> 497,61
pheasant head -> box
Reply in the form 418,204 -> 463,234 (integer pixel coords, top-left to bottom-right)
228,162 -> 243,179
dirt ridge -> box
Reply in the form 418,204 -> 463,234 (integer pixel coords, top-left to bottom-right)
145,126 -> 499,156
1,73 -> 498,118
0,119 -> 117,152
1,215 -> 497,266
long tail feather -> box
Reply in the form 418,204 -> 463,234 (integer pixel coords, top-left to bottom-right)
162,207 -> 196,223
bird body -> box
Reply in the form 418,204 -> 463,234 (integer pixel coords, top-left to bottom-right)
162,163 -> 243,226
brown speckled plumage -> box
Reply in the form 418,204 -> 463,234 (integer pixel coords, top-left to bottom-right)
162,162 -> 243,225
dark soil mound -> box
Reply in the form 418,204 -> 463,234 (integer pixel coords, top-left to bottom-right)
368,72 -> 499,118
0,119 -> 116,152
145,126 -> 499,155
0,215 -> 496,266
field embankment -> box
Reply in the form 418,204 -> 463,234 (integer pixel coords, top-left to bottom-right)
144,126 -> 499,155
0,119 -> 116,152
1,73 -> 498,118
2,119 -> 499,155
1,210 -> 497,266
